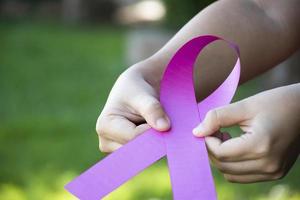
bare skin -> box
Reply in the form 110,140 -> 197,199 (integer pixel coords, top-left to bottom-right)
193,83 -> 300,183
96,0 -> 300,183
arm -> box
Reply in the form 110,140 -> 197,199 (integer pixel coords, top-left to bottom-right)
145,0 -> 300,99
96,0 -> 300,154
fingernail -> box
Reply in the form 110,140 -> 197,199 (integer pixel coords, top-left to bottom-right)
193,123 -> 204,136
156,117 -> 169,130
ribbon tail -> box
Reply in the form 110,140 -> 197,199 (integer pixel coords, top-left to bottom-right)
165,131 -> 217,200
65,129 -> 166,200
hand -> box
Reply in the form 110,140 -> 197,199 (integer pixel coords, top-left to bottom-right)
193,83 -> 300,183
96,58 -> 170,153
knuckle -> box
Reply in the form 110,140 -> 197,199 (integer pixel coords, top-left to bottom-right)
206,110 -> 216,122
264,160 -> 282,174
253,129 -> 273,156
209,149 -> 220,160
266,164 -> 279,174
96,117 -> 106,136
96,115 -> 112,137
255,142 -> 271,157
137,95 -> 161,115
216,164 -> 227,173
96,125 -> 106,137
96,123 -> 103,136
98,143 -> 104,152
272,170 -> 285,180
217,155 -> 228,162
214,151 -> 228,162
99,142 -> 111,153
146,101 -> 162,114
206,109 -> 221,130
224,174 -> 237,183
208,149 -> 218,159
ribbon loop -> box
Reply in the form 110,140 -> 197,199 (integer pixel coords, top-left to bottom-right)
160,35 -> 240,199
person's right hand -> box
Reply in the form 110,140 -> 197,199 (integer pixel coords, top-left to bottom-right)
96,59 -> 170,153
193,83 -> 300,183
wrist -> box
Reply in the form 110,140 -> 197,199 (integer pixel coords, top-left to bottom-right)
130,55 -> 168,88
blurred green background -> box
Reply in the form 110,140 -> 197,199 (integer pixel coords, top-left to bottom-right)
0,1 -> 299,200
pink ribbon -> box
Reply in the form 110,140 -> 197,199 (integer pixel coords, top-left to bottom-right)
65,35 -> 241,200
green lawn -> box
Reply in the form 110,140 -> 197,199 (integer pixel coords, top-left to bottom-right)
0,21 -> 299,200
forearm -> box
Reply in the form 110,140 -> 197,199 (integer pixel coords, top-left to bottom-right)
142,0 -> 300,99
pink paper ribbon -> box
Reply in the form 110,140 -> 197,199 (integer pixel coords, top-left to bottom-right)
65,35 -> 241,200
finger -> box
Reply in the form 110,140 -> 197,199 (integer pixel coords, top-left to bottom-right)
207,131 -> 231,165
223,173 -> 283,183
205,132 -> 260,162
193,101 -> 247,137
96,115 -> 150,144
130,94 -> 170,131
98,136 -> 123,153
210,156 -> 265,175
213,158 -> 284,176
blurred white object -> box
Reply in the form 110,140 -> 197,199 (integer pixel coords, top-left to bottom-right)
116,0 -> 166,24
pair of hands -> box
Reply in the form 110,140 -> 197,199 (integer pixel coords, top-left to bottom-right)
96,60 -> 300,183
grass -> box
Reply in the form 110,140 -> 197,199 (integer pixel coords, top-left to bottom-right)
0,21 -> 299,200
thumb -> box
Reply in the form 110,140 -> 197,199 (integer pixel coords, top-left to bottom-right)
193,101 -> 246,137
133,94 -> 170,131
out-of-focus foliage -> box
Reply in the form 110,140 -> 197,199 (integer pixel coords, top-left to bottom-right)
163,0 -> 214,28
0,21 -> 299,200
